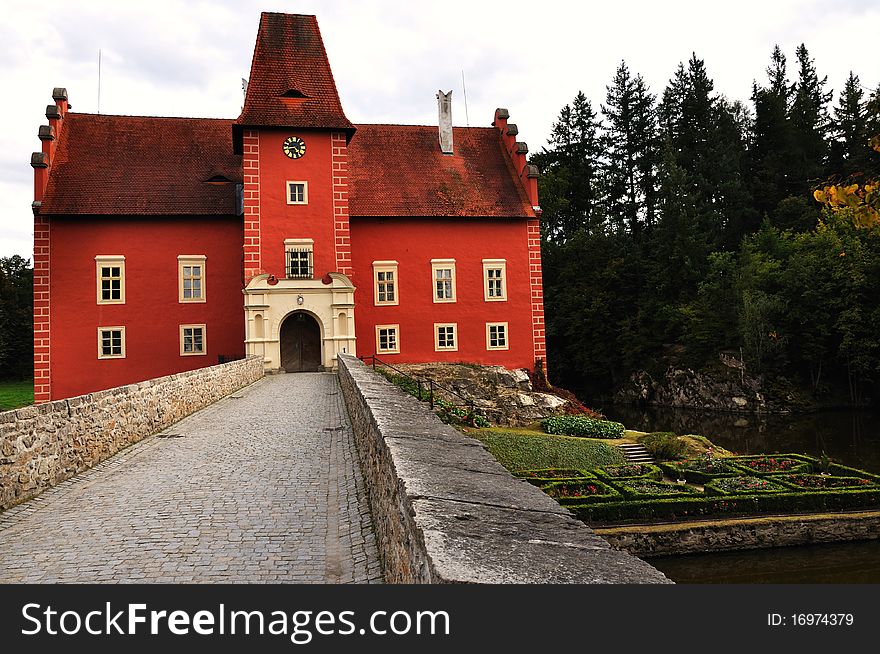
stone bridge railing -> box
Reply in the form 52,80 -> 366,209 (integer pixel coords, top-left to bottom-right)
0,356 -> 264,511
337,353 -> 670,584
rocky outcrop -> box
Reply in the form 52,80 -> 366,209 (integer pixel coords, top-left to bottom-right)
392,363 -> 568,425
615,356 -> 811,414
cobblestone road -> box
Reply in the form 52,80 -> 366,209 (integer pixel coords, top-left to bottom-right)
0,373 -> 382,583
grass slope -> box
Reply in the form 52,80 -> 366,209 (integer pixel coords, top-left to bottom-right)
0,380 -> 34,411
471,426 -> 626,472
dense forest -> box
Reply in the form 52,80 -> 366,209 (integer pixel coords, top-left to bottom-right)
533,45 -> 880,405
0,256 -> 33,380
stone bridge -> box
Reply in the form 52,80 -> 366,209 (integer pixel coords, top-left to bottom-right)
0,355 -> 668,584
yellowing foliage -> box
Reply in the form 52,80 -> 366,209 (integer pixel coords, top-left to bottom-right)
814,181 -> 880,228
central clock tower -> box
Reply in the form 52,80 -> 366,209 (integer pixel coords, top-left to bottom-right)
233,12 -> 357,372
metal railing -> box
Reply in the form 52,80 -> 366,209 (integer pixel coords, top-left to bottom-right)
360,354 -> 476,416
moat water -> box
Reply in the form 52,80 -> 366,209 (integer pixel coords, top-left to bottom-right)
601,405 -> 880,583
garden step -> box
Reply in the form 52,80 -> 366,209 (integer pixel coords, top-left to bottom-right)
617,444 -> 655,463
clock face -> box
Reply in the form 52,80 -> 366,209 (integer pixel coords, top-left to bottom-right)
282,136 -> 306,159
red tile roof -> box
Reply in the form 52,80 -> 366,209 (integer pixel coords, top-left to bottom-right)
347,124 -> 535,218
41,114 -> 241,215
235,13 -> 354,133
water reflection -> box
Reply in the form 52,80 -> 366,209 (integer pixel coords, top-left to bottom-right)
603,405 -> 880,474
650,541 -> 880,584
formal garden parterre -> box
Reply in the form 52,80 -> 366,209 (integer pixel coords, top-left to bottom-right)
515,454 -> 880,524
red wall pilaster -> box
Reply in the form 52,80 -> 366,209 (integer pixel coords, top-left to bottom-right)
243,129 -> 262,283
528,218 -> 546,366
33,215 -> 51,403
332,132 -> 352,277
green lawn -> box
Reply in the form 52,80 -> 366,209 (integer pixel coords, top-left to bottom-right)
0,380 -> 34,411
469,426 -> 626,473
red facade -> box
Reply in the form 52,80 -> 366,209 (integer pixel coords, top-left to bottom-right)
30,12 -> 545,402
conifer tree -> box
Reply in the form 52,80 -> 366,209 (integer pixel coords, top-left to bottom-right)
790,44 -> 832,187
531,91 -> 603,242
750,45 -> 798,218
601,62 -> 660,238
829,72 -> 867,177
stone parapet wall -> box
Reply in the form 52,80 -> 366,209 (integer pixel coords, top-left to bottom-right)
596,511 -> 880,557
0,356 -> 264,510
336,354 -> 670,584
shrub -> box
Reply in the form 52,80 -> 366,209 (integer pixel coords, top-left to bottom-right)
514,468 -> 593,486
613,479 -> 702,500
541,415 -> 625,439
542,479 -> 622,505
775,474 -> 876,491
593,463 -> 663,481
704,475 -> 789,495
729,455 -> 813,475
660,456 -> 738,484
568,487 -> 880,523
637,432 -> 686,460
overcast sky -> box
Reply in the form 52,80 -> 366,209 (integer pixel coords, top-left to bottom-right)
2,0 -> 878,258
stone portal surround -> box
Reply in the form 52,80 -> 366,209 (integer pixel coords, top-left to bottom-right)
0,356 -> 264,511
336,353 -> 671,584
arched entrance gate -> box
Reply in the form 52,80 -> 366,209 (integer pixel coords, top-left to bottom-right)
280,312 -> 322,372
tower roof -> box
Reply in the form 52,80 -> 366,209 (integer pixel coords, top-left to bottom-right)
235,13 -> 354,137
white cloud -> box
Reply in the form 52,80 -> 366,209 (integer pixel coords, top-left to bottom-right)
2,0 -> 878,257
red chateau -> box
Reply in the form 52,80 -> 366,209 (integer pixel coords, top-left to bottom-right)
30,12 -> 545,403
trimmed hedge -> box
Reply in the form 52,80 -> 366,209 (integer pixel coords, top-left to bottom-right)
659,460 -> 739,484
613,479 -> 702,500
704,475 -> 790,496
569,487 -> 880,523
541,415 -> 625,439
774,474 -> 878,492
514,468 -> 594,487
593,463 -> 663,482
728,454 -> 814,475
542,479 -> 622,505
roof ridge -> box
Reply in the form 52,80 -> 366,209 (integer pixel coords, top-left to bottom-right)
68,113 -> 233,121
355,123 -> 494,129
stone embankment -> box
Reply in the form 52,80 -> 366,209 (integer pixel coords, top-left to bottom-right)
338,354 -> 671,584
615,354 -> 812,413
0,356 -> 264,510
596,511 -> 880,557
390,362 -> 567,425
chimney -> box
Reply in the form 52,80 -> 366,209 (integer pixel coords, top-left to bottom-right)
436,90 -> 453,155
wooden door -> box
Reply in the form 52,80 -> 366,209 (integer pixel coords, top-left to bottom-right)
280,312 -> 322,372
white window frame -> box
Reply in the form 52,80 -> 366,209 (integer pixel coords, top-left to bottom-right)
431,259 -> 457,303
97,326 -> 126,359
286,181 -> 308,205
285,238 -> 314,280
180,324 -> 207,357
486,322 -> 509,351
376,324 -> 400,354
434,323 -> 458,352
483,259 -> 507,302
373,261 -> 399,306
178,255 -> 206,303
95,255 -> 125,305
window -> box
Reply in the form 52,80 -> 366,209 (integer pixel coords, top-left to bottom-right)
95,256 -> 125,304
178,255 -> 206,303
180,324 -> 206,356
431,259 -> 456,303
486,322 -> 509,350
483,259 -> 507,301
376,324 -> 400,354
373,261 -> 399,306
285,239 -> 314,279
97,326 -> 126,359
286,181 -> 308,205
434,323 -> 458,351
